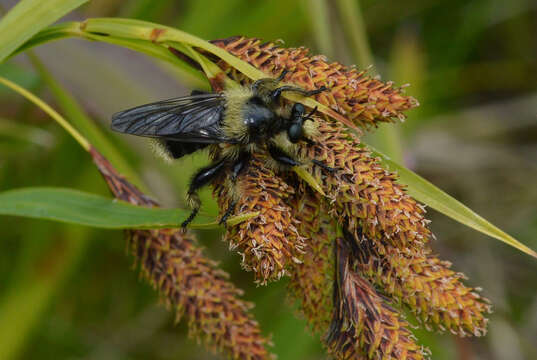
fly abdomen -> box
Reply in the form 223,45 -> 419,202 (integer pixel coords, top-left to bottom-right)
162,140 -> 209,159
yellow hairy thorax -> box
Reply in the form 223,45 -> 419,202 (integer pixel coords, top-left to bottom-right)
221,86 -> 254,143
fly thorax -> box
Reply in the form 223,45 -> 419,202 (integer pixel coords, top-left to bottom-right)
242,100 -> 280,143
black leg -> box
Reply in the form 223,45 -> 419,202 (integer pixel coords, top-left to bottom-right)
230,152 -> 251,182
219,199 -> 237,225
312,159 -> 336,173
303,86 -> 327,96
303,106 -> 318,121
181,207 -> 199,231
181,158 -> 227,229
271,85 -> 328,101
220,152 -> 251,225
269,144 -> 336,173
268,144 -> 301,167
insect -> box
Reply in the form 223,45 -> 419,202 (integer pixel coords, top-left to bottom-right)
111,71 -> 332,228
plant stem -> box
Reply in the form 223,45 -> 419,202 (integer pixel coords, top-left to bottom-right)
334,0 -> 404,164
304,0 -> 334,58
334,0 -> 374,71
0,76 -> 90,151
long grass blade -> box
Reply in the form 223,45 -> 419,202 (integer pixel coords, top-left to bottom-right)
0,0 -> 88,62
371,146 -> 537,259
0,187 -> 255,229
0,76 -> 90,150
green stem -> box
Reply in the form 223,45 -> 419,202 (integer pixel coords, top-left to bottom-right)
0,76 -> 90,151
334,0 -> 374,70
334,0 -> 404,164
303,0 -> 334,58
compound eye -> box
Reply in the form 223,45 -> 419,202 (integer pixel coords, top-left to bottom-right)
288,123 -> 303,143
291,103 -> 305,118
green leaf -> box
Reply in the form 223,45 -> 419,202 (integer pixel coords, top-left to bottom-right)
370,146 -> 537,259
77,32 -> 209,89
0,0 -> 88,62
10,22 -> 81,57
18,18 -> 357,129
13,22 -> 209,88
80,17 -> 263,79
0,187 -> 255,230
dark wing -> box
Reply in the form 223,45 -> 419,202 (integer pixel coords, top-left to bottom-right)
111,93 -> 229,143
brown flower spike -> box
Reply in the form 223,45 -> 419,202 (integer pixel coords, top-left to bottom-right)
327,238 -> 427,360
90,148 -> 272,360
297,119 -> 491,335
202,36 -> 492,359
211,36 -> 418,128
352,233 -> 491,336
286,188 -> 337,333
214,153 -> 304,284
297,118 -> 431,255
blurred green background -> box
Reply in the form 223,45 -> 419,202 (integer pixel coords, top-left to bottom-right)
0,0 -> 536,359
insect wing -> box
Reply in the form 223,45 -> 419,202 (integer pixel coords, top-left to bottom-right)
111,93 -> 227,143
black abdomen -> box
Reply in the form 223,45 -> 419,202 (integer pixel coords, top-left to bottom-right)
162,140 -> 209,159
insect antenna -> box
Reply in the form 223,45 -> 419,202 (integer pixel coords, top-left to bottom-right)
303,106 -> 318,122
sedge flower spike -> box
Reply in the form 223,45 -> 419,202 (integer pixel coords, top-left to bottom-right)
327,238 -> 428,360
214,153 -> 304,284
210,36 -> 418,128
203,36 -> 491,359
286,188 -> 337,333
90,148 -> 272,360
96,34 -> 491,359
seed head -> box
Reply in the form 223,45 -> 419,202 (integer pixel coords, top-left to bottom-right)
349,227 -> 492,337
90,147 -> 272,360
298,118 -> 432,256
286,188 -> 336,333
211,36 -> 418,128
327,238 -> 428,360
214,153 -> 304,284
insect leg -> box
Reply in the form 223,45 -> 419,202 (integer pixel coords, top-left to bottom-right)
311,159 -> 336,173
268,144 -> 301,167
230,151 -> 251,182
269,143 -> 335,173
270,85 -> 328,101
219,200 -> 236,226
219,152 -> 251,225
182,158 -> 228,229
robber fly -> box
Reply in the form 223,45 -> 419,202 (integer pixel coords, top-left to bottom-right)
111,71 -> 331,228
